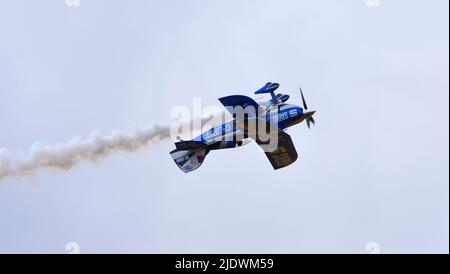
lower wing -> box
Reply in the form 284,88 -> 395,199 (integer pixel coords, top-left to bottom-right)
256,130 -> 298,170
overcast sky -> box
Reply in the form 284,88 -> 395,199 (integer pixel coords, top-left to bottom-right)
0,0 -> 448,253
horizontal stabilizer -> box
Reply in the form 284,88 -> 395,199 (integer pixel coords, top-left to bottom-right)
175,140 -> 207,151
218,95 -> 261,119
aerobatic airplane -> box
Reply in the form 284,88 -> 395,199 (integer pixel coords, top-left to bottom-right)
170,82 -> 316,173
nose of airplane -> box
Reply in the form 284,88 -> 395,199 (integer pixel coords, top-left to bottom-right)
303,110 -> 316,129
304,110 -> 316,118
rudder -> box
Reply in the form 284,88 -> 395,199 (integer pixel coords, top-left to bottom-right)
170,147 -> 208,173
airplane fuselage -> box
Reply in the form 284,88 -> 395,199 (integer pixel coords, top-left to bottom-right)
193,104 -> 313,150
170,82 -> 316,173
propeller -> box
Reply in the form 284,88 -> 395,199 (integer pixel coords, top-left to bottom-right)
300,87 -> 308,110
299,87 -> 316,129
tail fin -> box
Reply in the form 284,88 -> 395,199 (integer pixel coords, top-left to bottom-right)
170,141 -> 209,173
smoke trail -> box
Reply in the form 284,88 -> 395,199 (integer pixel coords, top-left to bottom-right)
0,125 -> 171,181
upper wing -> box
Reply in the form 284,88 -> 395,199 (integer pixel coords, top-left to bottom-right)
218,95 -> 265,137
256,130 -> 298,170
218,95 -> 261,118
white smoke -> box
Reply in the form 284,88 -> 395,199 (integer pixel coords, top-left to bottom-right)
0,125 -> 171,181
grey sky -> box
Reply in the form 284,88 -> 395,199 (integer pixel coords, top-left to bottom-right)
0,0 -> 448,253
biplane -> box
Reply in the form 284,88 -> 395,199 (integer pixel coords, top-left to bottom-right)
170,82 -> 316,173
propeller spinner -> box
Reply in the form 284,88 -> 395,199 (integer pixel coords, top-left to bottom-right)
300,87 -> 316,129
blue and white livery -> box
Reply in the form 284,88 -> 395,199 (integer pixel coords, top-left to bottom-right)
170,82 -> 316,173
